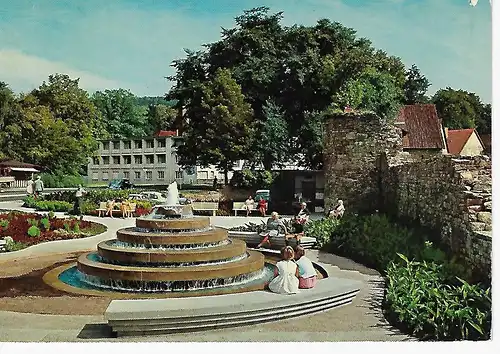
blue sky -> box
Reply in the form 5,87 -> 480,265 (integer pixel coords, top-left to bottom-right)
0,0 -> 492,102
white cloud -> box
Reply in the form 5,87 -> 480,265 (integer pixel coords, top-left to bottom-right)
0,49 -> 131,94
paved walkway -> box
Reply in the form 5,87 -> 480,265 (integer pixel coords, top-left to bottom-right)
0,201 -> 412,342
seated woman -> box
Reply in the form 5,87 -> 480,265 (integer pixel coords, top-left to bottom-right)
268,246 -> 299,295
256,211 -> 287,249
257,197 -> 267,217
243,195 -> 255,217
106,199 -> 116,218
120,199 -> 131,218
328,200 -> 345,219
294,246 -> 317,289
293,202 -> 310,233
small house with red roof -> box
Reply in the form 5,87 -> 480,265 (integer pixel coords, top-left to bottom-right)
445,128 -> 485,157
395,104 -> 448,156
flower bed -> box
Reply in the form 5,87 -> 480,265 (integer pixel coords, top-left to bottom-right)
0,211 -> 107,252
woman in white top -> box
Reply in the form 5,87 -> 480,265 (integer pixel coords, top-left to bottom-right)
268,246 -> 299,295
329,199 -> 345,219
294,246 -> 317,289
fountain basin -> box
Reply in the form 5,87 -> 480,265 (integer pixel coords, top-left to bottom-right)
97,239 -> 247,264
117,227 -> 227,245
136,216 -> 210,231
77,250 -> 265,282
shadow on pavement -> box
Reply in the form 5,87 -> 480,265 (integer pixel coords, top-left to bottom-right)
77,323 -> 116,339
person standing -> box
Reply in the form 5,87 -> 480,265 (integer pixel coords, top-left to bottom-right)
73,185 -> 86,215
26,178 -> 34,196
33,176 -> 44,199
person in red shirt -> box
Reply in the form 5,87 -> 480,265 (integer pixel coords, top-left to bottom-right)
257,197 -> 267,217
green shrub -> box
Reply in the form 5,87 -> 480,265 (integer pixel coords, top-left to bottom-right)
48,211 -> 55,219
40,173 -> 86,188
23,196 -> 38,208
0,219 -> 9,230
4,239 -> 25,252
384,254 -> 491,340
63,222 -> 71,232
304,218 -> 339,248
40,217 -> 50,231
27,225 -> 41,238
329,213 -> 423,270
73,222 -> 80,233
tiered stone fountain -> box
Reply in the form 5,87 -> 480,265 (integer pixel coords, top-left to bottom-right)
56,182 -> 272,294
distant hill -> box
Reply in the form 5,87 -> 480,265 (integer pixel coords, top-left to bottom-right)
135,96 -> 177,107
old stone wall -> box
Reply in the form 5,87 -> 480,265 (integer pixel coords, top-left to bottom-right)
381,155 -> 492,278
323,113 -> 492,279
323,112 -> 403,213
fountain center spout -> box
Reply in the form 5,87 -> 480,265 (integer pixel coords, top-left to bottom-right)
166,181 -> 180,205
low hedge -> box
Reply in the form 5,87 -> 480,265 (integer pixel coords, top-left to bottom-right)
23,196 -> 73,212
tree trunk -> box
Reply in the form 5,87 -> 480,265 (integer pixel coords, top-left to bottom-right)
224,168 -> 229,186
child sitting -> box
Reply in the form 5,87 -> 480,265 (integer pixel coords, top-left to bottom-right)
268,246 -> 299,295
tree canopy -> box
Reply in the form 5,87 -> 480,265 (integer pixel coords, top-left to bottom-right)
167,7 -> 409,170
432,87 -> 490,134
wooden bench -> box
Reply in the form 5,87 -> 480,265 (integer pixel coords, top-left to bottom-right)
96,202 -> 137,217
233,201 -> 259,216
192,202 -> 219,216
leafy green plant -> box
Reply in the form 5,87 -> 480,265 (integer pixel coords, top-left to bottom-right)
40,217 -> 50,231
48,211 -> 55,219
384,253 -> 491,340
4,238 -> 25,252
27,225 -> 41,238
73,222 -> 80,233
63,222 -> 71,232
0,219 -> 9,230
303,218 -> 339,248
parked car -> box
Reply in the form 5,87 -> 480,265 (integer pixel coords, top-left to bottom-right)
140,191 -> 167,203
109,179 -> 133,190
128,193 -> 145,200
255,189 -> 270,202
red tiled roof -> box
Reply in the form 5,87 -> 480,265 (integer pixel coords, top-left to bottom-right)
154,130 -> 178,137
446,129 -> 481,155
396,104 -> 445,149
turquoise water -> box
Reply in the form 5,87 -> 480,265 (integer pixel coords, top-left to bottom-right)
58,263 -> 276,294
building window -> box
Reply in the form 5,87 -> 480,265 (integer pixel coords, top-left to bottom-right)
145,154 -> 154,164
134,155 -> 142,164
112,156 -> 120,165
113,141 -> 120,150
102,156 -> 110,165
145,140 -> 154,149
157,139 -> 166,148
123,141 -> 131,149
92,172 -> 99,180
157,154 -> 166,164
199,171 -> 208,179
123,171 -> 130,179
210,171 -> 215,178
112,171 -> 119,180
123,155 -> 131,164
92,157 -> 100,165
102,141 -> 110,150
134,171 -> 141,179
146,171 -> 152,180
102,171 -> 109,180
176,170 -> 183,179
157,171 -> 165,179
174,154 -> 179,163
134,140 -> 142,149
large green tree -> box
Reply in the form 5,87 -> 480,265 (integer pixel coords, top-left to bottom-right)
145,103 -> 178,135
1,75 -> 103,174
168,7 -> 407,169
176,68 -> 255,184
432,87 -> 487,130
403,64 -> 431,104
91,88 -> 148,139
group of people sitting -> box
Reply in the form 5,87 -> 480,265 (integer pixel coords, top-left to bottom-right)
105,198 -> 135,218
242,195 -> 268,217
268,245 -> 317,294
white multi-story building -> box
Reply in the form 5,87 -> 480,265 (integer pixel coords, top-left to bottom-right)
87,131 -> 197,186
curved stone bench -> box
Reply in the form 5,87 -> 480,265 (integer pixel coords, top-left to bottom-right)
228,231 -> 317,249
105,274 -> 361,336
